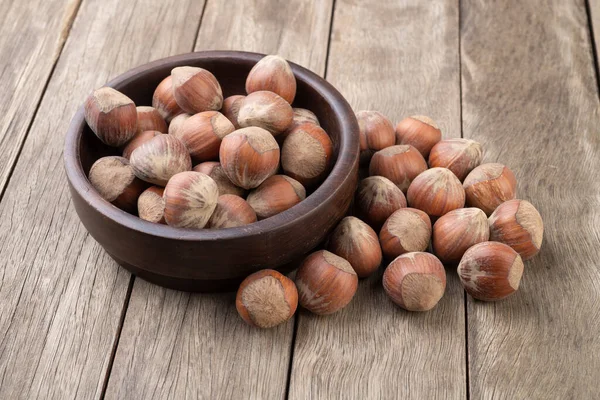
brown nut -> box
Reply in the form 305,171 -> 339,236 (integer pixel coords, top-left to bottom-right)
84,87 -> 137,147
463,163 -> 517,215
428,138 -> 483,181
379,208 -> 431,259
237,91 -> 294,135
394,115 -> 442,158
281,123 -> 333,187
355,176 -> 407,230
220,127 -> 280,189
246,175 -> 306,219
88,156 -> 148,213
236,269 -> 298,328
136,106 -> 167,133
152,76 -> 183,122
407,167 -> 465,217
327,216 -> 382,278
221,95 -> 245,129
369,145 -> 428,193
163,171 -> 219,228
383,252 -> 446,311
356,110 -> 396,164
173,111 -> 235,162
457,241 -> 524,301
137,186 -> 165,224
432,208 -> 489,264
167,113 -> 191,136
171,66 -> 223,114
207,194 -> 257,229
246,55 -> 297,104
130,135 -> 192,186
193,162 -> 246,197
489,199 -> 543,260
279,108 -> 320,142
122,130 -> 162,159
295,250 -> 358,315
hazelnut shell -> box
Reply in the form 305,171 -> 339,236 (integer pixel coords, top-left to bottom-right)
130,135 -> 192,186
246,175 -> 306,219
152,76 -> 183,122
432,207 -> 490,264
394,115 -> 442,158
463,163 -> 517,215
355,176 -> 407,230
356,110 -> 395,164
379,208 -> 432,259
207,194 -> 257,229
407,167 -> 466,217
237,91 -> 294,135
171,66 -> 223,114
163,171 -> 219,229
84,87 -> 137,147
136,106 -> 167,133
428,138 -> 483,181
173,111 -> 235,162
369,145 -> 428,193
245,55 -> 296,104
137,186 -> 166,224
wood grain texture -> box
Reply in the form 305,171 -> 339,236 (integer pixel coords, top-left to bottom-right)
588,0 -> 600,79
289,1 -> 466,399
0,0 -> 205,398
105,1 -> 334,399
0,0 -> 81,193
461,0 -> 600,398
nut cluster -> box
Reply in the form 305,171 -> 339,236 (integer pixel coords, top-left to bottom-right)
84,54 -> 333,232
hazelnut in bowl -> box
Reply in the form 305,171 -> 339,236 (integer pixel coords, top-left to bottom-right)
64,51 -> 359,292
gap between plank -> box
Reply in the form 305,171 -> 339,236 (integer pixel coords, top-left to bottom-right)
584,0 -> 600,98
99,0 -> 212,391
99,274 -> 135,400
285,1 -> 337,398
457,0 -> 470,399
0,0 -> 84,203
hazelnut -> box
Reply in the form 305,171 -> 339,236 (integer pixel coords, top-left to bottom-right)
278,108 -> 320,142
122,130 -> 162,159
221,95 -> 245,129
137,186 -> 165,224
167,113 -> 191,136
428,138 -> 483,181
246,55 -> 296,104
379,208 -> 431,259
236,269 -> 298,328
219,127 -> 280,189
369,145 -> 428,193
173,111 -> 235,162
281,123 -> 333,187
246,175 -> 306,219
407,167 -> 465,217
152,76 -> 183,122
457,241 -> 524,301
237,91 -> 294,135
88,156 -> 148,213
394,115 -> 442,158
207,194 -> 257,229
171,66 -> 223,114
163,171 -> 219,229
136,106 -> 167,133
356,110 -> 396,164
130,135 -> 192,186
489,199 -> 543,260
295,250 -> 358,315
355,176 -> 407,230
193,162 -> 245,197
383,252 -> 446,311
84,87 -> 137,147
327,216 -> 382,278
432,208 -> 489,264
463,163 -> 517,215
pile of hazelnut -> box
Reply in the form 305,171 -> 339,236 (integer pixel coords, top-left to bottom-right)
85,55 -> 332,230
237,111 -> 544,329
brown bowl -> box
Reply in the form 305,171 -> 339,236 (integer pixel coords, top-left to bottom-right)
64,51 -> 359,292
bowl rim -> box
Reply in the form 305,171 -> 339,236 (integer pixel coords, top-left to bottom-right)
64,50 -> 359,242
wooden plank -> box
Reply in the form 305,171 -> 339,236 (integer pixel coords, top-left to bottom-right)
104,1 -> 334,399
288,1 -> 466,399
588,0 -> 600,80
0,0 -> 205,398
0,0 -> 81,193
461,0 -> 600,398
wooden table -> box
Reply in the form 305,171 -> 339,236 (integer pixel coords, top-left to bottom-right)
1,0 -> 598,398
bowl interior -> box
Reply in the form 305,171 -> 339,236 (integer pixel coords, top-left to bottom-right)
79,55 -> 343,194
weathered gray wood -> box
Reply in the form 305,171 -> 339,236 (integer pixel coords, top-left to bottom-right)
462,0 -> 600,398
288,1 -> 466,399
588,0 -> 600,79
0,0 -> 81,193
105,1 -> 334,399
0,0 -> 205,398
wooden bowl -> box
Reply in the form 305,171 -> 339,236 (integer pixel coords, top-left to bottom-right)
64,51 -> 359,292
